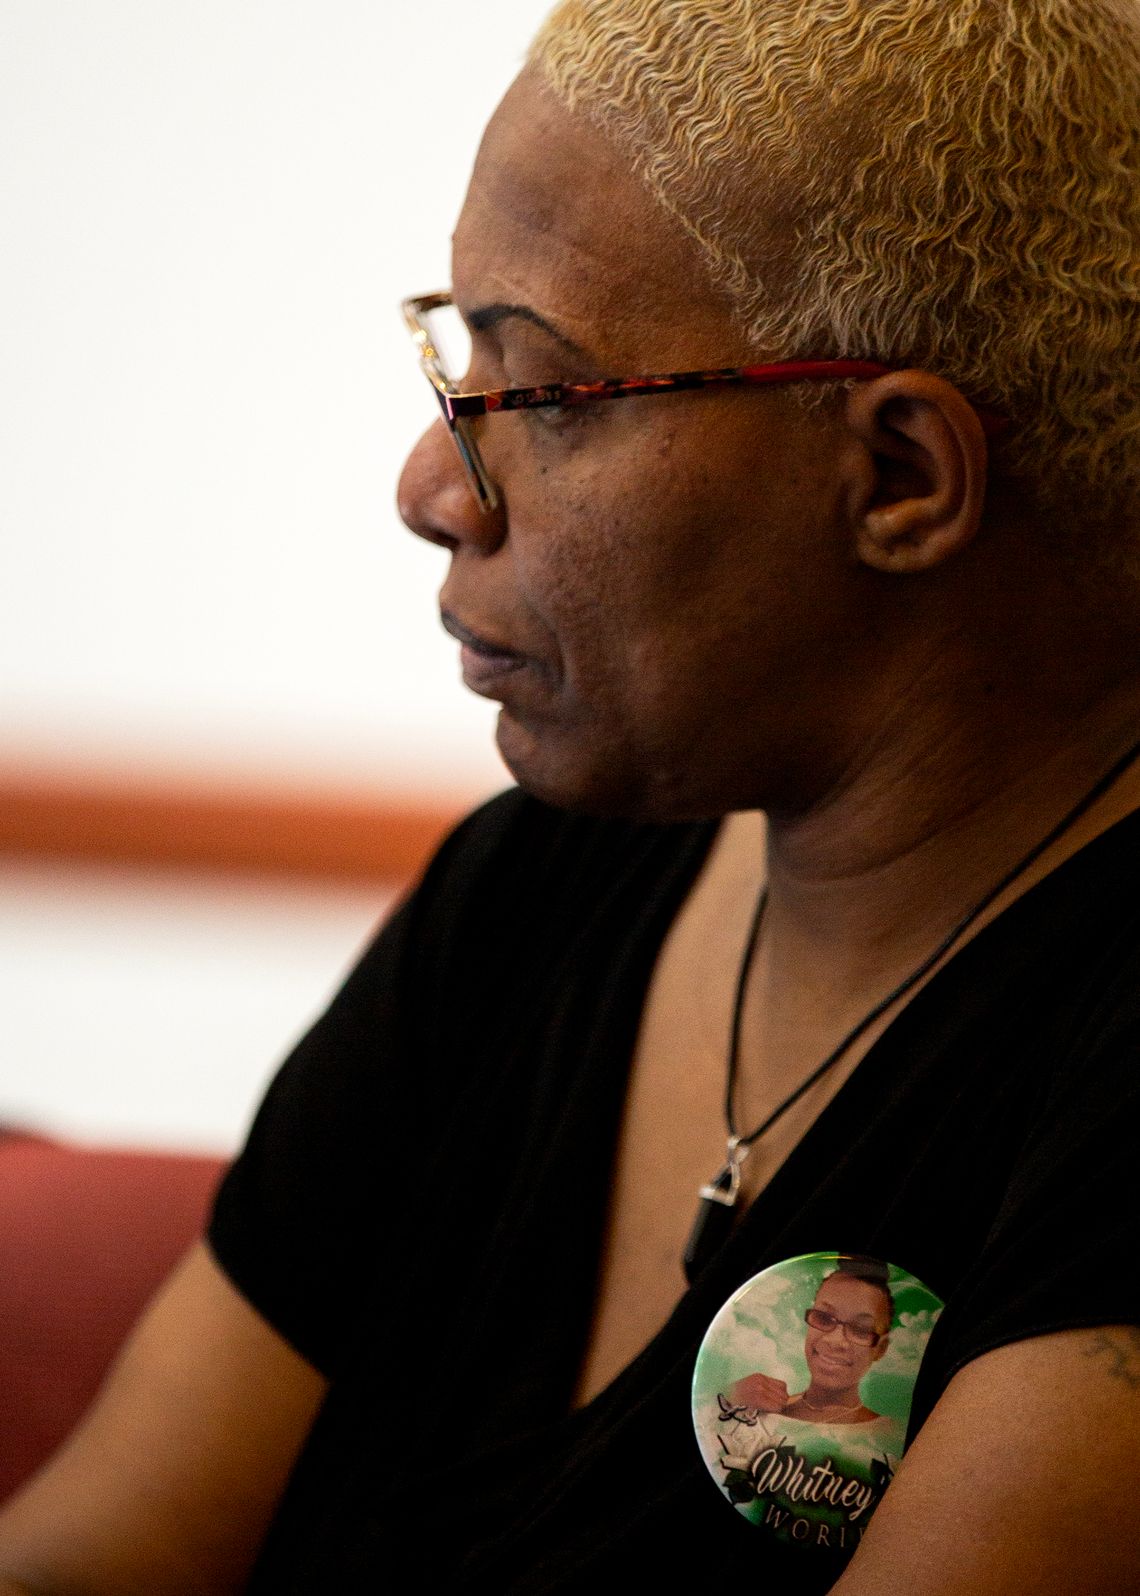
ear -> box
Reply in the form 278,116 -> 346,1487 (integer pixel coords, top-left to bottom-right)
843,371 -> 988,574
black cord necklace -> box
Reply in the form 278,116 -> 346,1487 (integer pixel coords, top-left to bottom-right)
682,734 -> 1140,1283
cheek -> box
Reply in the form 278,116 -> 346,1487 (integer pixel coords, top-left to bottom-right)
509,478 -> 699,686
491,416 -> 842,817
515,393 -> 786,611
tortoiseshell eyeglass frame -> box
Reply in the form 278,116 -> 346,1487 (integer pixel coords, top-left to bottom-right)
402,290 -> 1004,514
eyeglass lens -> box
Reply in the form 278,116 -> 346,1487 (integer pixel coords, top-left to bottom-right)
804,1308 -> 880,1347
421,301 -> 473,388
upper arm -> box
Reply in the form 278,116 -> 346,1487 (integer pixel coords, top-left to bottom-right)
0,1240 -> 328,1596
834,1325 -> 1140,1595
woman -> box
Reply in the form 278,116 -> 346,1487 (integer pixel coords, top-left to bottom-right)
1,1 -> 1139,1591
729,1267 -> 894,1426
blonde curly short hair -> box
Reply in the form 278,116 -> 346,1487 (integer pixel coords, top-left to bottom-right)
530,0 -> 1140,527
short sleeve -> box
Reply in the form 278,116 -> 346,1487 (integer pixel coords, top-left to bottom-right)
207,892 -> 421,1375
207,789 -> 532,1377
914,949 -> 1140,1422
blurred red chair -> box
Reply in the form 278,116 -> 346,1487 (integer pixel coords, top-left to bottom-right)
0,1129 -> 225,1501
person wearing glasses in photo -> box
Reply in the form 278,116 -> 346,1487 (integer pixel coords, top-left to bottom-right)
728,1265 -> 895,1428
1,1 -> 1140,1593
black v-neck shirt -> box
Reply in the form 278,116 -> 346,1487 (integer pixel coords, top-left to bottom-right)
209,789 -> 1140,1592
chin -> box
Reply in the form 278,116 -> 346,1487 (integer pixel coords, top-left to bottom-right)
495,710 -> 745,824
496,711 -> 662,821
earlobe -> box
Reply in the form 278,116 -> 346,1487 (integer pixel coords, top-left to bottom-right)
845,371 -> 988,575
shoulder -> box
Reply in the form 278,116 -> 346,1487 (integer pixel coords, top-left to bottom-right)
834,1327 -> 1140,1595
909,818 -> 1140,1421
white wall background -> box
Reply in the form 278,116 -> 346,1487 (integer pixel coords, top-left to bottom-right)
1,0 -> 557,799
0,3 -> 559,1151
0,855 -> 393,1150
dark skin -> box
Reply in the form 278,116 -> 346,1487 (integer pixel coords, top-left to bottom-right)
2,61 -> 1140,1596
400,67 -> 1140,1595
400,67 -> 1140,1420
730,1275 -> 893,1425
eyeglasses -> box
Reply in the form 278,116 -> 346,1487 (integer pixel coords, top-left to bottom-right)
403,290 -> 1006,513
402,290 -> 910,514
804,1307 -> 886,1348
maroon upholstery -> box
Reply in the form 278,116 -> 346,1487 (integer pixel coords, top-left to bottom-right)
0,1130 -> 225,1502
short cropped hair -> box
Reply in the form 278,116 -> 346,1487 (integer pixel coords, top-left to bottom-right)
531,0 -> 1140,529
824,1260 -> 895,1329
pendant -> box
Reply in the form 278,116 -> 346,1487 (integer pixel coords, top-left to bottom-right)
683,1135 -> 746,1283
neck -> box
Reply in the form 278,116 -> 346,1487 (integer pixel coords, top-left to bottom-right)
761,671 -> 1140,985
802,1382 -> 863,1413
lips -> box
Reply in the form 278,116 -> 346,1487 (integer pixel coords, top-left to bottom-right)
441,609 -> 529,696
812,1348 -> 853,1374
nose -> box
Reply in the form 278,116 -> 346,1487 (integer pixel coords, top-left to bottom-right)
396,418 -> 504,554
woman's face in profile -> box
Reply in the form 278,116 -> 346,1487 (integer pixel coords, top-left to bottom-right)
398,66 -> 870,822
804,1275 -> 892,1392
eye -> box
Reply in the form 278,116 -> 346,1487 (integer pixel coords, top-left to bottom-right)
525,400 -> 592,433
515,386 -> 609,438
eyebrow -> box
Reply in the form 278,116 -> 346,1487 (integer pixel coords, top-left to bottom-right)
465,301 -> 593,361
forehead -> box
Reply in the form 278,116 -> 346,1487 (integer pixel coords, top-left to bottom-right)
814,1274 -> 889,1323
451,65 -> 739,367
